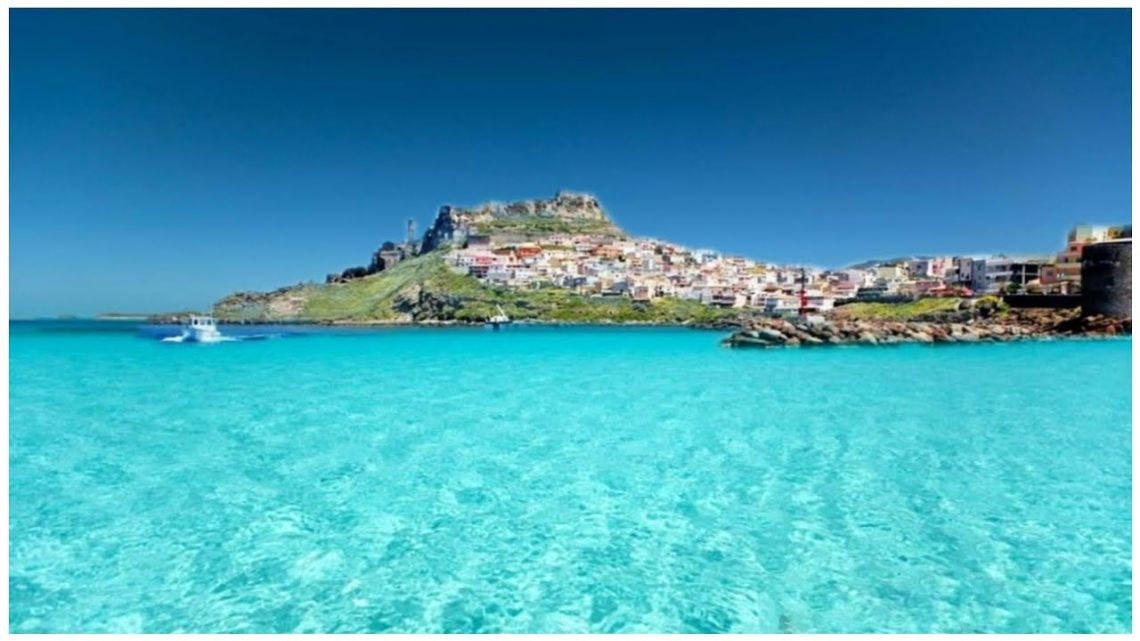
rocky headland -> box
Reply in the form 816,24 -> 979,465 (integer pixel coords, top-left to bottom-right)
197,191 -> 1131,341
206,192 -> 713,325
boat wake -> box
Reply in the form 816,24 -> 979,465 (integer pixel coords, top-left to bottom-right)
160,333 -> 238,344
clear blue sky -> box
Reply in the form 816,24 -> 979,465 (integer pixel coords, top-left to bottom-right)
10,9 -> 1131,317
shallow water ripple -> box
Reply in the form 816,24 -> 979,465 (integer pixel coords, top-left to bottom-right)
9,325 -> 1132,632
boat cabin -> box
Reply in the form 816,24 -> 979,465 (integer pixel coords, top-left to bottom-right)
187,315 -> 217,328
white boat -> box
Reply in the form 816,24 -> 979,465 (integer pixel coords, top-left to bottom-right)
486,305 -> 511,329
178,314 -> 226,342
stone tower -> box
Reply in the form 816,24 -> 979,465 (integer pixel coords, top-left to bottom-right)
1081,240 -> 1132,317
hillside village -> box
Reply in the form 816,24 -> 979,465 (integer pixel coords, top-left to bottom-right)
327,191 -> 1131,316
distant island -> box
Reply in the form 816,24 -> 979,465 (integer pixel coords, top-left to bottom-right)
197,191 -> 1130,329
95,312 -> 159,321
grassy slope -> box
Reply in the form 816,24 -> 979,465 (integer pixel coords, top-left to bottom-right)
473,216 -> 623,238
832,297 -> 963,320
227,251 -> 734,324
299,251 -> 483,321
478,286 -> 733,324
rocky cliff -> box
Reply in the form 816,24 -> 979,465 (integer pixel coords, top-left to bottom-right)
421,190 -> 624,251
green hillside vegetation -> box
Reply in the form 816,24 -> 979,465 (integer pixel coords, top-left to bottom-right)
833,297 -> 963,320
298,252 -> 482,321
218,251 -> 734,324
473,216 -> 623,238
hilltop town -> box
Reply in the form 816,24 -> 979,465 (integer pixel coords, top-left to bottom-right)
212,191 -> 1130,324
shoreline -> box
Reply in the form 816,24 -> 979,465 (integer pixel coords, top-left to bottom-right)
123,309 -> 1134,345
141,316 -> 731,329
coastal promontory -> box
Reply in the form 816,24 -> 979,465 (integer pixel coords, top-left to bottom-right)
212,192 -> 725,325
208,191 -> 1131,340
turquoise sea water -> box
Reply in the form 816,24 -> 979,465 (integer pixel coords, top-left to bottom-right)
8,321 -> 1132,633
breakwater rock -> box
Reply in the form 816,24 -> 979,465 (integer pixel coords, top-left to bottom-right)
723,309 -> 1130,348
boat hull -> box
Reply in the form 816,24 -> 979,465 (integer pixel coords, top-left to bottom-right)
181,327 -> 226,343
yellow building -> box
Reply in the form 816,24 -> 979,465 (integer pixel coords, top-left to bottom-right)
874,263 -> 907,282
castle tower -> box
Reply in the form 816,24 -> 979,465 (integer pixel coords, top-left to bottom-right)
1081,239 -> 1131,317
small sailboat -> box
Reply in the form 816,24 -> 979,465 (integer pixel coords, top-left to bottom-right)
486,305 -> 511,330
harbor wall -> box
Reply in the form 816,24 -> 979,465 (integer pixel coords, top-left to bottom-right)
835,295 -> 916,306
1081,241 -> 1132,317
